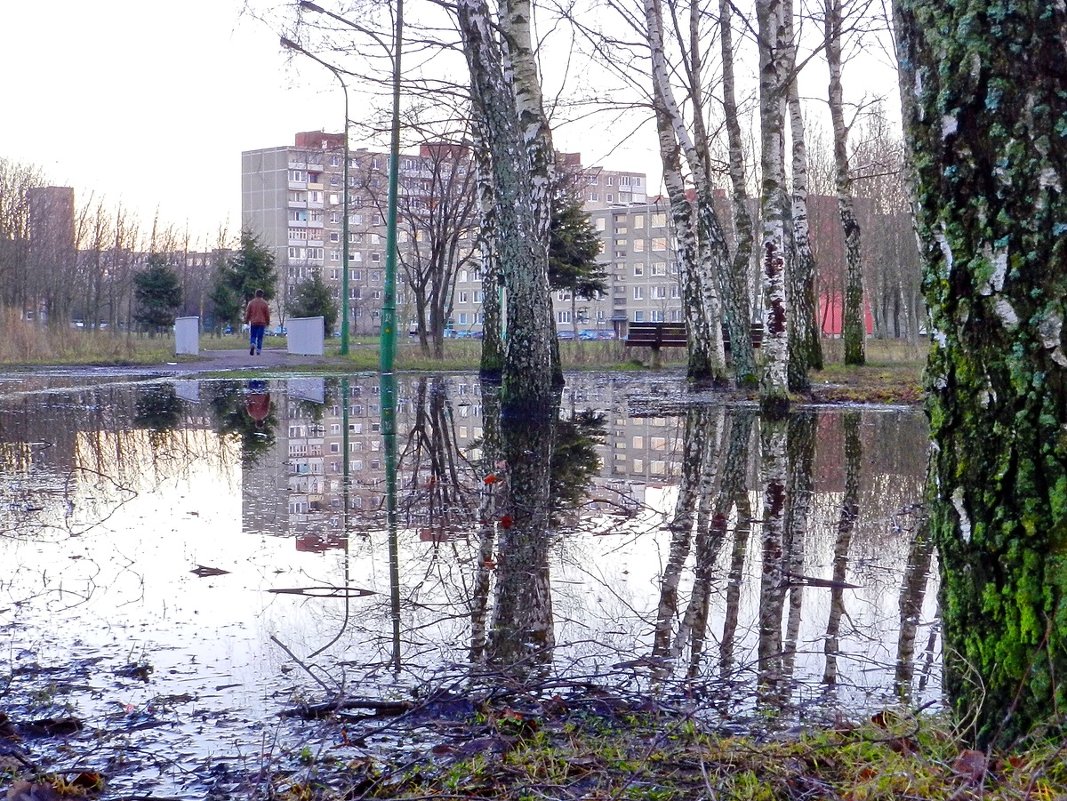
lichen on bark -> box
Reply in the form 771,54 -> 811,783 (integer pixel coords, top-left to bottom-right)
895,0 -> 1067,746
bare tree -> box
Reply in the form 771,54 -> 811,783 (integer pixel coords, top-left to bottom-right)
352,128 -> 480,358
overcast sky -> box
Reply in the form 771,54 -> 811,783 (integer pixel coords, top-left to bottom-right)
2,1 -> 898,247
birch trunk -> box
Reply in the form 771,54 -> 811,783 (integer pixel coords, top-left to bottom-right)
473,110 -> 504,380
644,0 -> 728,383
756,0 -> 792,415
825,0 -> 866,366
785,1 -> 822,382
719,0 -> 758,386
498,0 -> 562,386
895,0 -> 1067,746
457,0 -> 554,416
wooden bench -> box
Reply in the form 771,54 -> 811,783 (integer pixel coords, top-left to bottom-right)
624,322 -> 688,368
624,321 -> 765,367
723,321 -> 765,351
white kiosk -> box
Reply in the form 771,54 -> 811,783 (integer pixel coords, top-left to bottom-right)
286,316 -> 325,356
174,316 -> 200,355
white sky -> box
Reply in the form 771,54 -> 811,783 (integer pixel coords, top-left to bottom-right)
1,0 -> 898,247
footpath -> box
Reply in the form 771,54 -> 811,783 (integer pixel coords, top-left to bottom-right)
153,344 -> 341,376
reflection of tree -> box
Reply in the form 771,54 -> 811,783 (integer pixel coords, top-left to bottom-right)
718,411 -> 757,679
133,385 -> 183,450
206,381 -> 277,465
653,407 -> 722,659
895,502 -> 935,701
470,380 -> 503,662
823,411 -> 861,686
652,407 -> 756,678
399,377 -> 479,536
782,411 -> 817,680
549,409 -> 606,521
486,390 -> 561,672
757,415 -> 789,705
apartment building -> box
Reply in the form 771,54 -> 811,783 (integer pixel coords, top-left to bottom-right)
242,132 -> 683,337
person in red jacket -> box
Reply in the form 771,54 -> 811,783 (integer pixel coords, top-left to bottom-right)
244,289 -> 271,355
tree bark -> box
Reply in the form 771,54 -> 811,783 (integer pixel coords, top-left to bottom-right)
718,0 -> 758,387
895,0 -> 1067,746
825,0 -> 866,366
457,0 -> 554,416
756,0 -> 792,415
785,0 -> 822,383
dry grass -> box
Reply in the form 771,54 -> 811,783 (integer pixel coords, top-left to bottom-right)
0,310 -> 174,365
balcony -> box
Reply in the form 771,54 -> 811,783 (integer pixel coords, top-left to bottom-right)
288,180 -> 308,190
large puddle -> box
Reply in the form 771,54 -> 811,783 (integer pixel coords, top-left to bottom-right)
0,372 -> 937,798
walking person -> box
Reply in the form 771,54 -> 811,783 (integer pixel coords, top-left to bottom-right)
244,289 -> 271,356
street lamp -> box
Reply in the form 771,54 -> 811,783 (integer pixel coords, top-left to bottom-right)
296,0 -> 402,373
279,36 -> 351,356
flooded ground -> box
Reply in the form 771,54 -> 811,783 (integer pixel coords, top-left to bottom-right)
0,372 -> 937,798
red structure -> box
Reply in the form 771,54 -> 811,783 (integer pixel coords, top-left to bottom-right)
818,294 -> 874,336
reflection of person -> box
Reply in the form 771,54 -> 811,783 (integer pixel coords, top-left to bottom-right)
246,380 -> 270,426
244,289 -> 271,356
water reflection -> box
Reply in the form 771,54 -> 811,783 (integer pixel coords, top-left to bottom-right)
0,374 -> 939,796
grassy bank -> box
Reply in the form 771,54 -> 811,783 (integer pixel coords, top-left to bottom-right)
0,316 -> 926,405
270,699 -> 1065,801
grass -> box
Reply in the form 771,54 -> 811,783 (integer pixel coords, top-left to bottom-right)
267,702 -> 1067,801
0,313 -> 927,406
0,311 -> 177,366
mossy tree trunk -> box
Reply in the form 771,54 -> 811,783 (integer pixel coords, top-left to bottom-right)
895,0 -> 1067,746
458,0 -> 554,416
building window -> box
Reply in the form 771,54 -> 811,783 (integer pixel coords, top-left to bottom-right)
633,286 -> 644,300
652,237 -> 667,251
589,192 -> 599,202
651,309 -> 665,321
651,286 -> 667,299
633,239 -> 645,252
558,310 -> 572,323
633,310 -> 645,322
633,265 -> 644,277
651,262 -> 667,276
330,232 -> 339,242
651,212 -> 667,227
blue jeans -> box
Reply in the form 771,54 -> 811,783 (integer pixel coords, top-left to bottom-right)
250,324 -> 266,352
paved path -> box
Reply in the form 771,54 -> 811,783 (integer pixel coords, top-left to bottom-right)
154,345 -> 340,376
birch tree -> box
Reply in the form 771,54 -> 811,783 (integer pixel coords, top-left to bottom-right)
784,0 -> 822,384
825,0 -> 867,364
644,0 -> 729,384
895,0 -> 1067,746
718,0 -> 759,386
457,0 -> 555,415
755,0 -> 793,414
